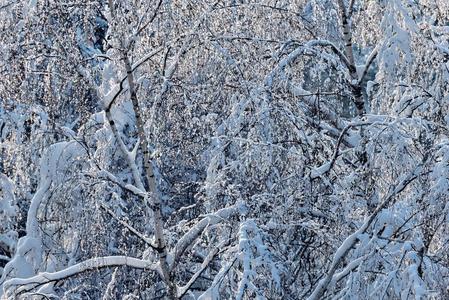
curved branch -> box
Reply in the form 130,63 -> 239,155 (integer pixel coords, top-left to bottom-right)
264,39 -> 351,89
3,256 -> 160,297
310,122 -> 373,179
170,203 -> 243,272
357,45 -> 379,85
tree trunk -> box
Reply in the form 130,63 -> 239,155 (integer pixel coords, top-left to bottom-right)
123,54 -> 176,299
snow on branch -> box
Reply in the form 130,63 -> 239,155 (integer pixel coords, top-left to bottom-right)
94,169 -> 146,198
198,256 -> 238,300
307,146 -> 436,300
1,141 -> 86,288
236,220 -> 282,300
104,109 -> 145,191
310,122 -> 373,179
2,256 -> 160,297
357,44 -> 380,85
264,39 -> 350,89
150,5 -> 215,115
170,202 -> 245,271
177,239 -> 230,298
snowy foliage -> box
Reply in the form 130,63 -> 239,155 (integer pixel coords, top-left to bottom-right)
1,0 -> 449,299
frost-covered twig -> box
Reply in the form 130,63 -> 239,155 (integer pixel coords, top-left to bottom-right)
288,84 -> 349,134
102,267 -> 119,300
150,3 -> 217,116
99,201 -> 158,250
130,47 -> 164,73
133,0 -> 163,38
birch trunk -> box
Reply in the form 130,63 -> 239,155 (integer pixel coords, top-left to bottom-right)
337,0 -> 364,116
123,54 -> 176,299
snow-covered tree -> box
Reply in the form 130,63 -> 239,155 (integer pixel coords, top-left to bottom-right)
1,0 -> 449,299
